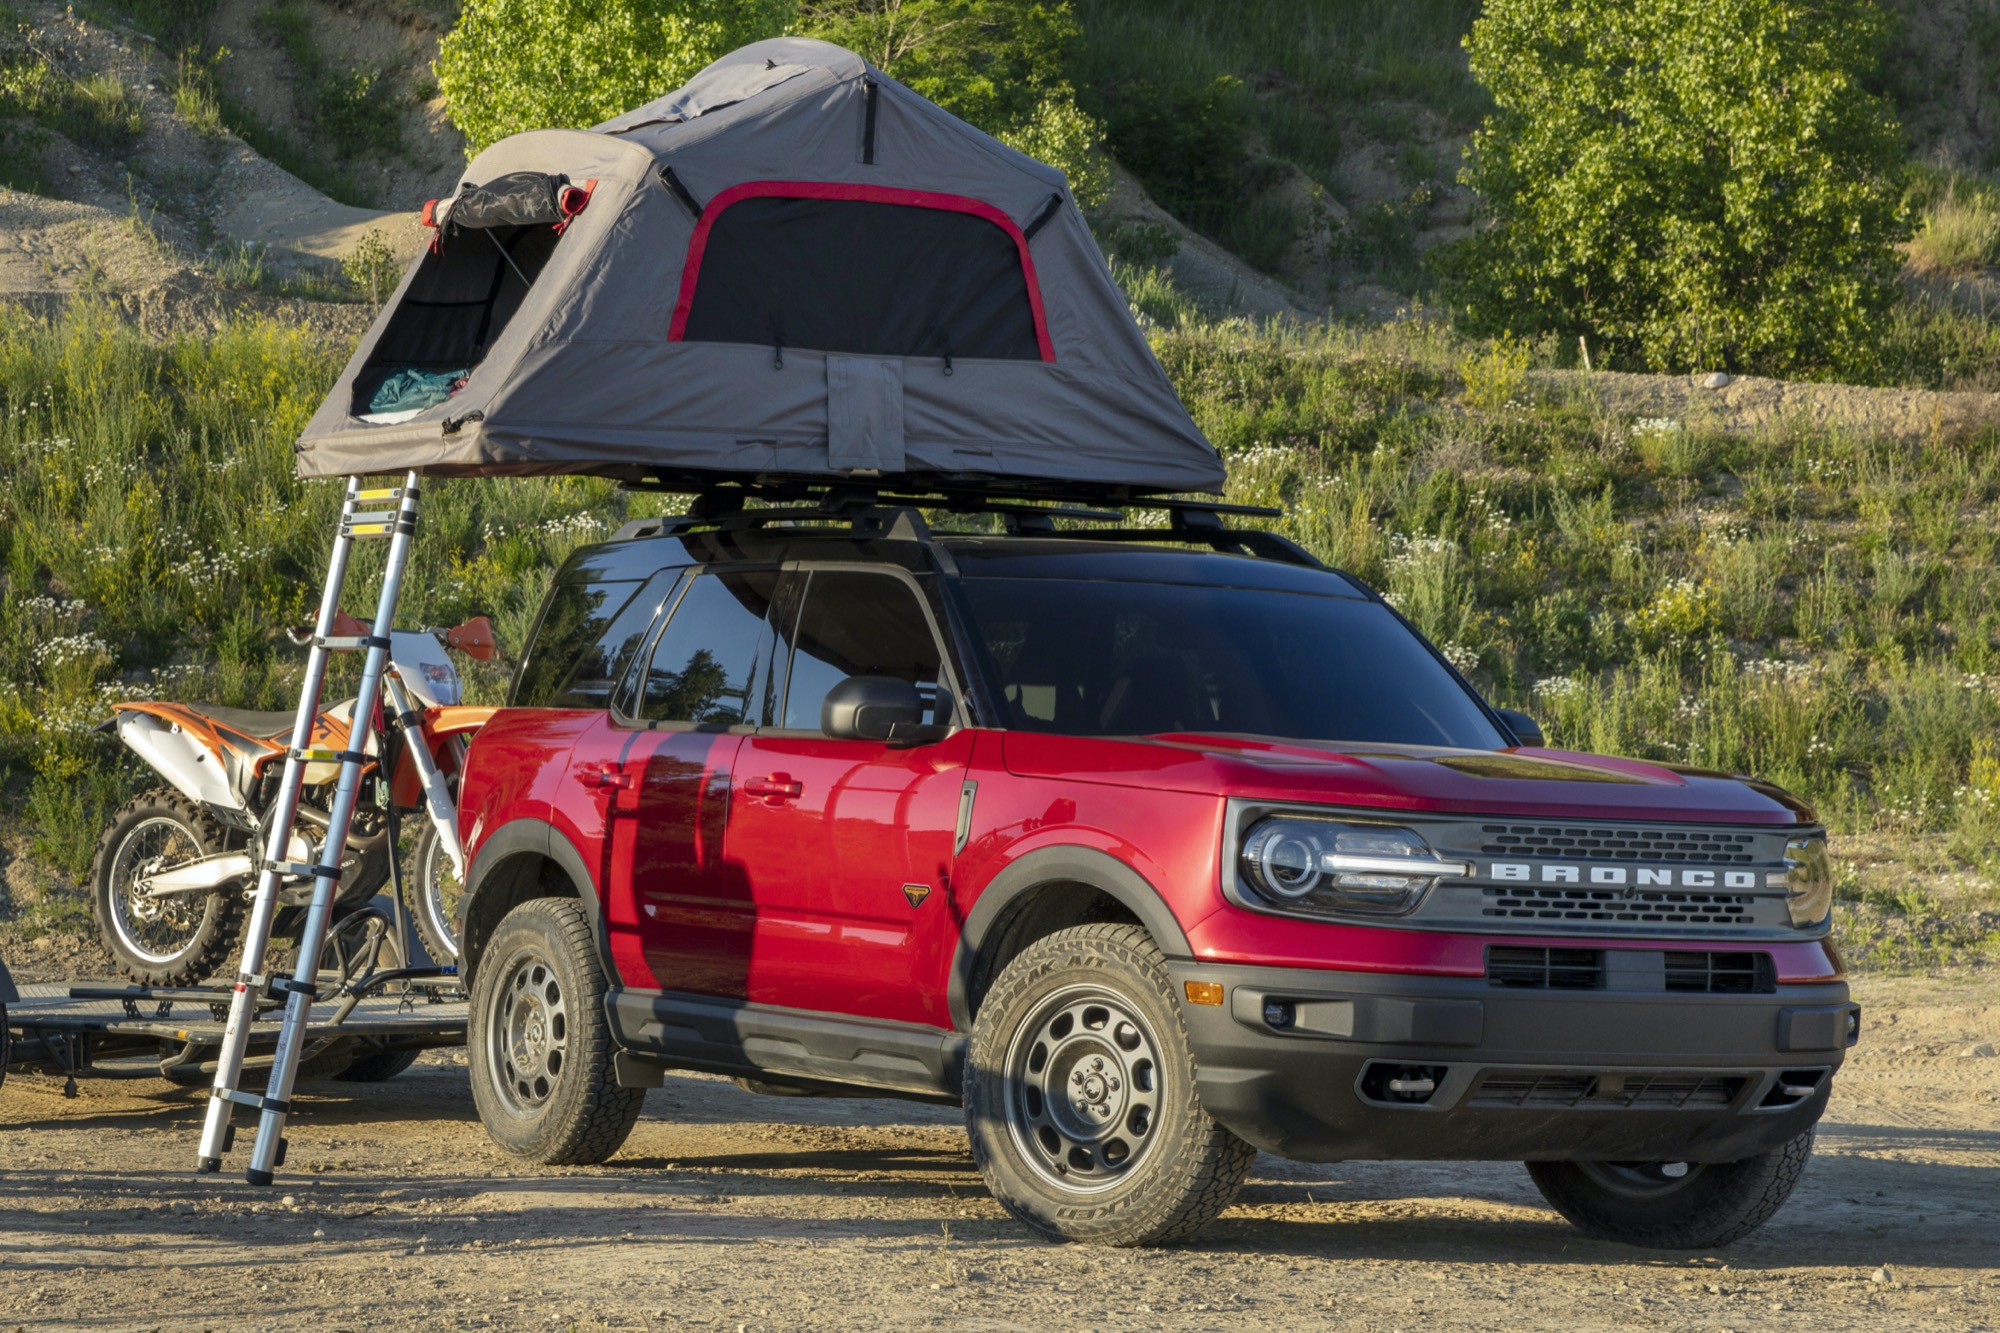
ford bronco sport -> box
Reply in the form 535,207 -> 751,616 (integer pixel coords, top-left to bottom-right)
453,492 -> 1856,1248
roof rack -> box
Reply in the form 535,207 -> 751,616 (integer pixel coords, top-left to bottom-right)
608,478 -> 1320,568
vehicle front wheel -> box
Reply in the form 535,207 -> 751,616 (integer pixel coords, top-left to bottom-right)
409,820 -> 464,965
964,923 -> 1255,1246
1526,1129 -> 1816,1248
468,897 -> 643,1164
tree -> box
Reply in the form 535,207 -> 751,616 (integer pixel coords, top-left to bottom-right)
436,0 -> 1108,207
795,0 -> 1110,206
1447,0 -> 1906,376
435,0 -> 790,155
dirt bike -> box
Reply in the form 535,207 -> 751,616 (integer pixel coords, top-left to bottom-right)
89,613 -> 495,989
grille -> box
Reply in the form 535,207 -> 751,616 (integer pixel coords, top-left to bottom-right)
1480,885 -> 1759,927
1486,946 -> 1604,989
1468,1071 -> 1746,1109
1665,951 -> 1776,994
1477,824 -> 1759,863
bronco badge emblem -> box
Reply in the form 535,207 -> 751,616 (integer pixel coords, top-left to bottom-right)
901,883 -> 933,908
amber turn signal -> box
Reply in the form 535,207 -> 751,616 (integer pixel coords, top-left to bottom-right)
1184,980 -> 1225,1006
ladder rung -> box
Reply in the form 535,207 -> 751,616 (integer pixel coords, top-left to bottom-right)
355,487 -> 410,502
273,861 -> 344,882
290,747 -> 367,765
316,634 -> 392,652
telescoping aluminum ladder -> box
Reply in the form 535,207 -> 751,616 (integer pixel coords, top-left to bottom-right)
196,473 -> 424,1183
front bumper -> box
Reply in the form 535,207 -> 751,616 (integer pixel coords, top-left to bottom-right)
1170,960 -> 1857,1164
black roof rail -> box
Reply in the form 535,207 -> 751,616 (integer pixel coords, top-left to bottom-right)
607,479 -> 1318,567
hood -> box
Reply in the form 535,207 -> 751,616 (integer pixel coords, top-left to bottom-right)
1000,732 -> 1814,825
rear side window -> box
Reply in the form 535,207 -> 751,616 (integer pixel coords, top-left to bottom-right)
636,571 -> 780,725
511,577 -> 658,709
777,571 -> 947,730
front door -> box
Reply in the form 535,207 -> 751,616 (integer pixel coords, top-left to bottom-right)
728,568 -> 971,1026
601,567 -> 780,997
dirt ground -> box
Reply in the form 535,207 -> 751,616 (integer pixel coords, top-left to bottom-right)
2,972 -> 1997,1332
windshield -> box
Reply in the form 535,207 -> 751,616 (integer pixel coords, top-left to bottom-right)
958,577 -> 1508,749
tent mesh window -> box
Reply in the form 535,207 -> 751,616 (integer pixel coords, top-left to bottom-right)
350,222 -> 563,416
675,192 -> 1049,361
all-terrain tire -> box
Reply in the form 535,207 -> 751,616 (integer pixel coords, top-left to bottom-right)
964,923 -> 1256,1246
468,897 -> 644,1164
90,788 -> 245,987
1526,1129 -> 1816,1248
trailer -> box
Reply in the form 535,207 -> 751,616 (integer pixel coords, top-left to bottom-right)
0,953 -> 464,1099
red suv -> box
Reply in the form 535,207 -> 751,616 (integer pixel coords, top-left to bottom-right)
454,495 -> 1855,1248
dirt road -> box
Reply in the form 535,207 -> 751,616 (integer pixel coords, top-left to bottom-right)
3,973 -> 1997,1332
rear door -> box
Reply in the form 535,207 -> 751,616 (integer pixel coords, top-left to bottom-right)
728,567 -> 972,1026
599,567 -> 781,996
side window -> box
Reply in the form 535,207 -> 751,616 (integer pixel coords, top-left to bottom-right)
779,571 -> 946,731
636,571 -> 779,725
512,578 -> 651,709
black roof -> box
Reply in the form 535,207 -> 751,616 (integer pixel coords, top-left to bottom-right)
560,514 -> 1372,600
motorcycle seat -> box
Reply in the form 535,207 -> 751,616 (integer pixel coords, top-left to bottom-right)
183,704 -> 299,741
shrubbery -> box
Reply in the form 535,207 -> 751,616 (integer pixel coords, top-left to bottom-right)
435,0 -> 1108,204
435,0 -> 791,154
1445,0 -> 1908,378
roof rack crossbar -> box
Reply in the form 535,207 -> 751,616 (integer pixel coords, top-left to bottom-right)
607,480 -> 1310,566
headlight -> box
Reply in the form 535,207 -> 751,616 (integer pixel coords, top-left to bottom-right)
1239,817 -> 1470,916
1772,835 -> 1832,927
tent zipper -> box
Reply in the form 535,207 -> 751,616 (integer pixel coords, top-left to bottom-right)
862,79 -> 879,164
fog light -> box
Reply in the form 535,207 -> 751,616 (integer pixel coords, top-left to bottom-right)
1263,999 -> 1296,1029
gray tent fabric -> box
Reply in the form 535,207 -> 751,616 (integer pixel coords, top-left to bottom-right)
294,38 -> 1224,496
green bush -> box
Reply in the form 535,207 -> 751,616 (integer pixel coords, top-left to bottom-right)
1444,0 -> 1907,378
794,0 -> 1108,206
435,0 -> 791,155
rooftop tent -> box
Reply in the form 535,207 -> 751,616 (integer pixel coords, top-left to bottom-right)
293,38 -> 1224,497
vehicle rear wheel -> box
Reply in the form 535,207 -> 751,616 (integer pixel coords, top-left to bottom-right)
964,923 -> 1255,1246
90,788 -> 244,987
468,897 -> 643,1164
1526,1129 -> 1816,1248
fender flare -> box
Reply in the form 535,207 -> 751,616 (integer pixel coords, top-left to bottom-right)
946,845 -> 1192,1032
461,818 -> 602,980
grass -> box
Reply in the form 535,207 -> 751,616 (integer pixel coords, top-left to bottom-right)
0,292 -> 1996,966
1074,0 -> 1483,287
255,1 -> 402,164
0,13 -> 145,194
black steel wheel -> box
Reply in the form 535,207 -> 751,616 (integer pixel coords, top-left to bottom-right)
89,788 -> 244,987
965,923 -> 1255,1246
1527,1129 -> 1817,1248
468,897 -> 643,1164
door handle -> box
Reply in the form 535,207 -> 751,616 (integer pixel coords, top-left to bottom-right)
583,766 -> 632,791
743,773 -> 804,803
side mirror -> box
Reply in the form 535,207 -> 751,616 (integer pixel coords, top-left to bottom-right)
822,675 -> 947,746
1495,708 -> 1545,748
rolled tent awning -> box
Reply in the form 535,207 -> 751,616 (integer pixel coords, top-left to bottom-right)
293,38 -> 1225,498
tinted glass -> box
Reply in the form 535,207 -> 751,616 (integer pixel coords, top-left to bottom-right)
637,571 -> 779,725
779,572 -> 947,731
512,579 -> 646,709
959,578 -> 1507,748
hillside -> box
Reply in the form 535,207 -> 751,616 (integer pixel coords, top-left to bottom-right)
0,0 -> 1997,976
